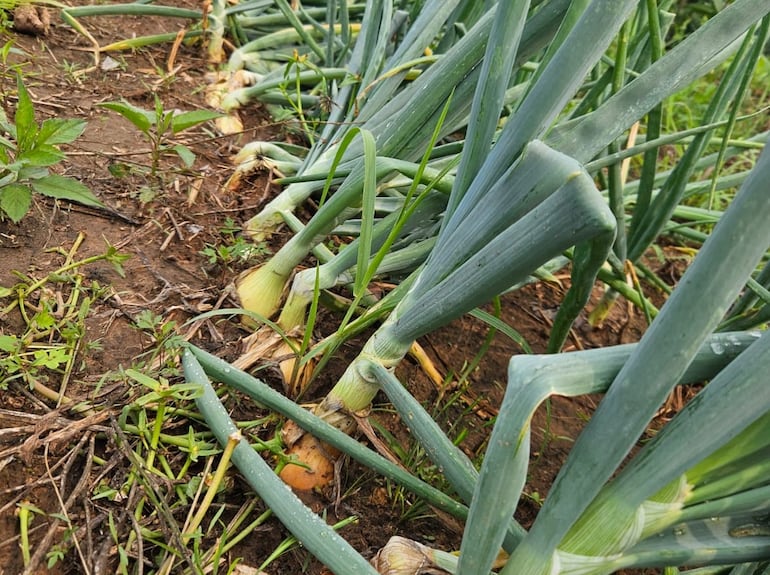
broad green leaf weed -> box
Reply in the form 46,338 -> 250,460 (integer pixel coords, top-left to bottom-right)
0,75 -> 103,222
98,96 -> 221,185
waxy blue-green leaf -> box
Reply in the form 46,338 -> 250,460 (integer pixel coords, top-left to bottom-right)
504,118 -> 770,575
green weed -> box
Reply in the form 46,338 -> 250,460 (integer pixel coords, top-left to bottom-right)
0,40 -> 26,89
0,74 -> 103,222
200,217 -> 271,270
0,237 -> 128,400
98,95 -> 221,185
131,309 -> 187,368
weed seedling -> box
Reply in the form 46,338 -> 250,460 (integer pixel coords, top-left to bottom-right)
16,500 -> 46,567
131,309 -> 186,367
0,40 -> 26,92
60,59 -> 86,84
98,95 -> 221,186
200,217 -> 271,270
0,238 -> 128,401
0,75 -> 104,222
0,11 -> 9,33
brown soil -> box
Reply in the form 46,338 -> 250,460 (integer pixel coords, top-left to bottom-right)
0,8 -> 672,575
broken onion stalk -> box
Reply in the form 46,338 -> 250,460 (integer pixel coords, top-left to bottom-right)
225,141 -> 305,188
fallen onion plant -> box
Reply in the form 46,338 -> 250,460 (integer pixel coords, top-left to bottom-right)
59,0 -> 367,68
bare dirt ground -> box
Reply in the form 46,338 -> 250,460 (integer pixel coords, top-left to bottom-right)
0,6 -> 671,574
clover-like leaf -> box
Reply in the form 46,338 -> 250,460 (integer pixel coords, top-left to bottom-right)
0,334 -> 19,353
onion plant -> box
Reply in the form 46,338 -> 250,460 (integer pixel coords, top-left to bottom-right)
230,1 -> 577,322
59,3 -> 202,61
230,0 -> 768,352
263,0 -> 769,450
59,1 -> 366,70
184,127 -> 770,574
221,0 -> 475,226
181,1 -> 770,570
458,135 -> 770,575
